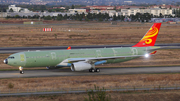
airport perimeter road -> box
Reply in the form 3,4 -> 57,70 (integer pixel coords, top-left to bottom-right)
0,66 -> 180,78
0,43 -> 180,53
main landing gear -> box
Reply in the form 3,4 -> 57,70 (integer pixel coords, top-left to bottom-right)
19,67 -> 24,74
89,68 -> 100,73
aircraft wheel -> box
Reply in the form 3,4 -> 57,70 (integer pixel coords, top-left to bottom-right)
96,68 -> 100,72
91,69 -> 95,73
20,71 -> 24,74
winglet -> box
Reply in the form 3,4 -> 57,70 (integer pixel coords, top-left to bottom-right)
133,23 -> 161,47
67,46 -> 71,50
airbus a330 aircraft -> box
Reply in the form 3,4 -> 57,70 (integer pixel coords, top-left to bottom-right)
4,23 -> 163,74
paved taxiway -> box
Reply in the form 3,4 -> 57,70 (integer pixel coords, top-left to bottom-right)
0,66 -> 180,78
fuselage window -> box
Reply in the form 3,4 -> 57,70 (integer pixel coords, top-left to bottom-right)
8,57 -> 15,59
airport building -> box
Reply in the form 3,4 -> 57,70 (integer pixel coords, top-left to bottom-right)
121,8 -> 173,16
69,9 -> 87,14
8,5 -> 21,12
8,5 -> 32,13
90,9 -> 122,17
121,8 -> 140,16
0,12 -> 8,18
3,4 -> 179,20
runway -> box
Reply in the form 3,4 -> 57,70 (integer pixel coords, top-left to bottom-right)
0,66 -> 180,78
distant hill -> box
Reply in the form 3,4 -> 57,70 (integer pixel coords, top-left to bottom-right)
127,0 -> 179,4
0,0 -> 180,5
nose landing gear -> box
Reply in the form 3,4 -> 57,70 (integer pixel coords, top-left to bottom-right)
19,67 -> 24,74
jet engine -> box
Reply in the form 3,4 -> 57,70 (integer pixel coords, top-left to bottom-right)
71,62 -> 92,71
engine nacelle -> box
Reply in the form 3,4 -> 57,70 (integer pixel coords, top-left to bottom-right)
71,62 -> 92,71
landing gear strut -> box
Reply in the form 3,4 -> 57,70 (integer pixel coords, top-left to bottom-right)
19,67 -> 24,74
89,68 -> 100,73
88,63 -> 100,73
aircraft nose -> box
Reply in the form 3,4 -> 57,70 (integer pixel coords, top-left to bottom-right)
3,59 -> 8,64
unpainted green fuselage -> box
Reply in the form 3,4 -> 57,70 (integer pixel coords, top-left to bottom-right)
6,47 -> 149,68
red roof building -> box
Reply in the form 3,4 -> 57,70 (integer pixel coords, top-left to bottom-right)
86,6 -> 114,10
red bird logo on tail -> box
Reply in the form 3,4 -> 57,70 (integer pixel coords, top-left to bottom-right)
67,46 -> 71,50
133,23 -> 161,47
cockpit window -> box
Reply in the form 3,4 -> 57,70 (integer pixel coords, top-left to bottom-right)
8,57 -> 15,59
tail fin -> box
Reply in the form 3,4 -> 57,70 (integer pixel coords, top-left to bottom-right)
133,23 -> 161,47
67,46 -> 71,50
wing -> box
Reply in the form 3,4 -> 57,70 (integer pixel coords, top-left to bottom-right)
64,55 -> 144,63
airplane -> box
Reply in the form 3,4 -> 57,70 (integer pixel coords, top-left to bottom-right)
4,23 -> 163,74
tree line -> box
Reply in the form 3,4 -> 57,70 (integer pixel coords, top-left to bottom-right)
6,12 -> 173,22
3,4 -> 83,13
3,4 -> 180,22
0,5 -> 8,12
173,8 -> 180,17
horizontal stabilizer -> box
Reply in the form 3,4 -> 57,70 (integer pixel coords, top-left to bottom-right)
147,46 -> 180,52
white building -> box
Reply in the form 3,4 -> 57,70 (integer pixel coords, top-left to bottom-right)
41,12 -> 74,17
149,8 -> 172,16
150,8 -> 161,16
90,10 -> 100,14
8,5 -> 32,13
116,12 -> 122,16
121,8 -> 140,16
69,9 -> 87,14
140,9 -> 151,14
108,10 -> 117,17
160,9 -> 172,15
121,8 -> 172,16
90,10 -> 119,17
53,7 -> 66,9
8,5 -> 22,12
0,12 -> 8,18
21,8 -> 32,13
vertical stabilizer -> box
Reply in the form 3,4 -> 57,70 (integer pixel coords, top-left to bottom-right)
133,23 -> 161,47
67,46 -> 71,50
